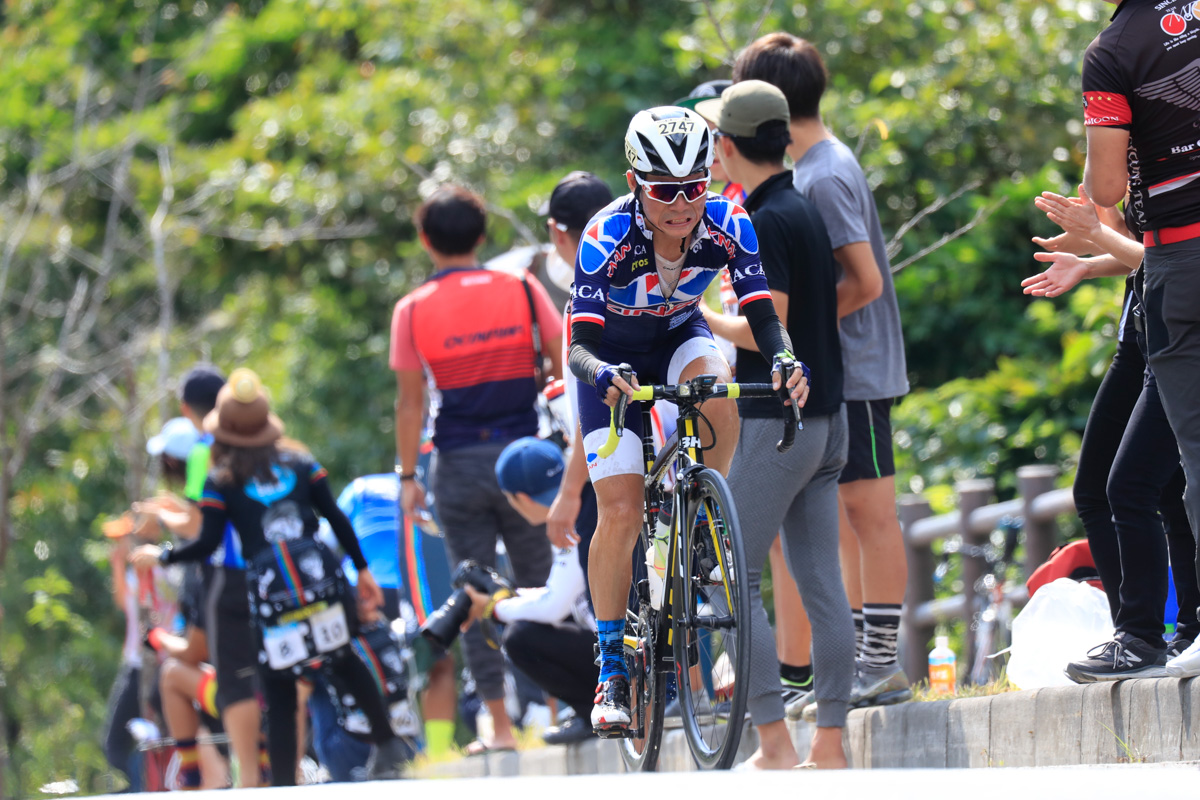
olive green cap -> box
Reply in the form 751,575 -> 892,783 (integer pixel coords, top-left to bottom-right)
695,80 -> 790,138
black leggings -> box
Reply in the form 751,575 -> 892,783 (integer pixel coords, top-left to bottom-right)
1109,365 -> 1199,642
102,663 -> 142,791
1074,329 -> 1199,643
261,652 -> 396,786
504,620 -> 598,720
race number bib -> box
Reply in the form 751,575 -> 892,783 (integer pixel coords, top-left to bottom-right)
263,623 -> 308,670
310,603 -> 350,654
390,699 -> 422,738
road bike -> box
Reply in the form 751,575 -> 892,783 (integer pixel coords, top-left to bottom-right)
934,515 -> 1023,685
597,366 -> 799,771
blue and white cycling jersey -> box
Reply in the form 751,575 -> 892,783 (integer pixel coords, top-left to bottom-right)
570,192 -> 773,353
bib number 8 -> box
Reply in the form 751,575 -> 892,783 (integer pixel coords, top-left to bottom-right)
263,624 -> 308,670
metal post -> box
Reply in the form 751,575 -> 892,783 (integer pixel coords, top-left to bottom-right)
1019,464 -> 1060,581
957,479 -> 995,679
899,493 -> 933,683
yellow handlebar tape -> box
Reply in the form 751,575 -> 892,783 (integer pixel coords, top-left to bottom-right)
596,410 -> 621,458
597,387 -> 654,458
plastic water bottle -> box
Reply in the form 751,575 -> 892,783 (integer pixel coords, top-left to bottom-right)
543,378 -> 575,435
646,508 -> 670,609
928,635 -> 957,696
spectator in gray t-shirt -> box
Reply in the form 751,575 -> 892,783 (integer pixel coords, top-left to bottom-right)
736,32 -> 914,714
792,140 -> 909,402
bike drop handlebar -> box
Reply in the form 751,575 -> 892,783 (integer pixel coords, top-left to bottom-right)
595,364 -> 801,458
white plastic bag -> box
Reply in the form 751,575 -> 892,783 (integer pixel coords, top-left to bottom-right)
1005,577 -> 1113,689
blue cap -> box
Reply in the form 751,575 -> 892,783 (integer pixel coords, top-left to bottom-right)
495,437 -> 565,508
147,417 -> 201,460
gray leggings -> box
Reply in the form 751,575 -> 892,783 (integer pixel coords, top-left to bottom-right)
431,441 -> 553,701
726,408 -> 854,728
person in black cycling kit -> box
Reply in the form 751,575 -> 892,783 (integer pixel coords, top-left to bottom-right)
133,369 -> 409,783
568,105 -> 807,733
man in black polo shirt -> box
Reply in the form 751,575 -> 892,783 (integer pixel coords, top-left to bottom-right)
1081,0 -> 1200,668
698,80 -> 854,770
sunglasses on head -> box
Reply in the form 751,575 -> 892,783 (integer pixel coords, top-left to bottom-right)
635,173 -> 710,204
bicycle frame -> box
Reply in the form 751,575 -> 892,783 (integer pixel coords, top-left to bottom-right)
604,376 -> 792,736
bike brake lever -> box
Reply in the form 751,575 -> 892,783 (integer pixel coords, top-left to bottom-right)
775,360 -> 803,453
776,414 -> 796,454
597,364 -> 635,459
614,364 -> 634,434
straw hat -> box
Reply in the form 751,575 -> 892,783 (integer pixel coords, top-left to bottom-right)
203,368 -> 284,447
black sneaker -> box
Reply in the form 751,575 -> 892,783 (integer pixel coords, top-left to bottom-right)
591,676 -> 632,736
366,736 -> 413,780
1065,634 -> 1168,683
780,676 -> 813,707
1164,636 -> 1194,662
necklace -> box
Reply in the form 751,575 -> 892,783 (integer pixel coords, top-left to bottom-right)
655,239 -> 687,299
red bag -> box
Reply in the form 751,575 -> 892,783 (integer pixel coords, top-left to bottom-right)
1026,539 -> 1105,597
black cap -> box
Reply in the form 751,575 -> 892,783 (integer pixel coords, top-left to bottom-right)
179,363 -> 226,415
673,80 -> 732,110
539,171 -> 614,232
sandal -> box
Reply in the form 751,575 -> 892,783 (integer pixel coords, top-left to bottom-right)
464,739 -> 516,757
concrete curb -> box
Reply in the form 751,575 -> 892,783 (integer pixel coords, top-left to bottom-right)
412,677 -> 1200,777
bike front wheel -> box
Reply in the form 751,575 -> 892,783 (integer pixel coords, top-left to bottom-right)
671,468 -> 751,770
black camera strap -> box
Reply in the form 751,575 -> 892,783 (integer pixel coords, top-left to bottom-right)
518,272 -> 544,387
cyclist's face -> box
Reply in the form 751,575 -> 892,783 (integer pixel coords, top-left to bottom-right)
626,169 -> 708,240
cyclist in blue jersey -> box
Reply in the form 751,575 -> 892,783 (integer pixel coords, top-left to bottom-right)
568,106 -> 808,732
324,474 -> 404,615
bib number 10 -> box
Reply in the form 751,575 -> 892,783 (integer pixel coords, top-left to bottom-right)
311,603 -> 350,653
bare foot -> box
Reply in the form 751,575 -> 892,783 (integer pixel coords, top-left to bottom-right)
803,726 -> 848,769
741,745 -> 800,770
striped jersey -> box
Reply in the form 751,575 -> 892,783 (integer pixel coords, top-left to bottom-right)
390,267 -> 562,451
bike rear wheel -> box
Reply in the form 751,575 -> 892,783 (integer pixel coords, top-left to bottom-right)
672,468 -> 750,770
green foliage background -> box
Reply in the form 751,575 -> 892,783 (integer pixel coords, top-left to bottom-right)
0,0 -> 1119,792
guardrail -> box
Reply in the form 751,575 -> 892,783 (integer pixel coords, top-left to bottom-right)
899,465 -> 1076,683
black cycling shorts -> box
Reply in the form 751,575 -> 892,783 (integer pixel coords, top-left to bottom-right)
204,567 -> 259,709
839,398 -> 897,484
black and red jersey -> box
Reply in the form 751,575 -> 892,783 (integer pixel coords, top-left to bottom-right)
1082,0 -> 1200,231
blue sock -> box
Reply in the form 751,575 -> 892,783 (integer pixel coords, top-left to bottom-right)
596,618 -> 628,681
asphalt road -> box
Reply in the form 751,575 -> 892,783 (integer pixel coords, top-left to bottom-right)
89,764 -> 1200,800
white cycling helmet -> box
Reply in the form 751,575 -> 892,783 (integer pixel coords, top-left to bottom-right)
624,106 -> 714,178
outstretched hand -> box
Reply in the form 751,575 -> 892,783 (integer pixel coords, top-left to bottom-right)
129,544 -> 163,570
1035,185 -> 1103,239
1022,251 -> 1089,297
1031,185 -> 1105,257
